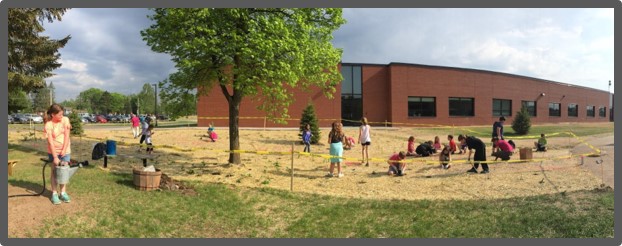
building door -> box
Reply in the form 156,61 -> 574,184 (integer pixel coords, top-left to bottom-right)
341,65 -> 363,126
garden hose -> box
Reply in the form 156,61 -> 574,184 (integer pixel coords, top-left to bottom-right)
8,158 -> 87,198
8,159 -> 48,198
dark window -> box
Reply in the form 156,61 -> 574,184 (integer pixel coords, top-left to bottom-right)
408,97 -> 436,117
340,65 -> 362,125
568,104 -> 578,117
493,99 -> 512,117
548,103 -> 561,117
599,107 -> 606,117
521,101 -> 537,117
587,106 -> 595,117
449,97 -> 474,117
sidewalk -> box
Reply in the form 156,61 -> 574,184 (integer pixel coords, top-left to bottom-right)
572,134 -> 615,189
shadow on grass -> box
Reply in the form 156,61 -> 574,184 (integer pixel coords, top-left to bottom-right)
109,172 -> 136,189
8,179 -> 49,198
8,143 -> 48,156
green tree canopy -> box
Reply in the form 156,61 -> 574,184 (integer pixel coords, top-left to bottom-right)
141,8 -> 345,164
76,88 -> 104,113
8,90 -> 32,114
31,82 -> 52,113
8,8 -> 70,94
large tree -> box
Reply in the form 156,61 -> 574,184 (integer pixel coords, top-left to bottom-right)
138,83 -> 156,114
31,82 -> 52,113
75,88 -> 104,113
8,8 -> 70,95
142,8 -> 345,164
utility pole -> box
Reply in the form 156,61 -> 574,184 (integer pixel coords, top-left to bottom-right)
137,96 -> 140,115
152,83 -> 158,127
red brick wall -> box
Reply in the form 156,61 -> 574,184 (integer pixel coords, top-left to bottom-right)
197,85 -> 340,127
197,63 -> 610,127
361,65 -> 390,125
385,63 -> 610,126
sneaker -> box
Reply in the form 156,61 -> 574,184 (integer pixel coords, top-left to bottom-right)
466,168 -> 478,173
480,170 -> 489,174
60,192 -> 71,203
325,173 -> 334,177
51,193 -> 61,205
338,173 -> 344,178
365,163 -> 369,167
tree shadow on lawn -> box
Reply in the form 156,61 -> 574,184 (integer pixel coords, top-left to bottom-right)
8,143 -> 48,156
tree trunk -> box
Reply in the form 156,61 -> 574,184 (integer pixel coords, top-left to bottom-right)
228,90 -> 242,164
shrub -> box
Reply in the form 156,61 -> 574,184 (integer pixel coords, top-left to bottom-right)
299,102 -> 321,144
512,107 -> 531,135
67,113 -> 84,136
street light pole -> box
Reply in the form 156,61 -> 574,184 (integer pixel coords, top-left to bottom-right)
609,80 -> 612,121
152,83 -> 158,127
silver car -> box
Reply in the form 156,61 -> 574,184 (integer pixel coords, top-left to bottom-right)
26,114 -> 44,124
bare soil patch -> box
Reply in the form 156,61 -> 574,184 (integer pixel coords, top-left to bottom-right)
8,126 -> 603,201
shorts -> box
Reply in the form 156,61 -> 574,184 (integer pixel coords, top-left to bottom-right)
48,153 -> 71,164
361,141 -> 371,146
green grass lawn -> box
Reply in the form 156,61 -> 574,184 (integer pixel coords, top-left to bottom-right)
8,144 -> 614,238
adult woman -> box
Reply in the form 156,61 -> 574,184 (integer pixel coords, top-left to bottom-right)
44,104 -> 72,205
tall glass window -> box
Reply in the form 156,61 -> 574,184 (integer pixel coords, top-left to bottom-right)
408,97 -> 436,117
521,101 -> 537,117
493,99 -> 512,117
587,106 -> 595,117
341,65 -> 363,125
548,103 -> 561,117
568,104 -> 578,117
599,107 -> 606,117
449,97 -> 474,117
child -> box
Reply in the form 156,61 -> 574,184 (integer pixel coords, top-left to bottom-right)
387,151 -> 407,176
207,122 -> 217,142
141,124 -> 155,154
344,135 -> 356,150
439,144 -> 451,169
432,136 -> 442,151
358,117 -> 372,166
534,133 -> 547,152
327,121 -> 346,178
492,137 -> 514,161
459,139 -> 468,154
447,135 -> 458,154
415,141 -> 436,157
406,136 -> 417,156
302,124 -> 312,153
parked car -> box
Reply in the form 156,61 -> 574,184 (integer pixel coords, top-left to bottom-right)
157,115 -> 170,121
26,114 -> 44,124
8,115 -> 13,124
12,114 -> 30,124
95,115 -> 108,123
117,114 -> 131,123
81,116 -> 94,123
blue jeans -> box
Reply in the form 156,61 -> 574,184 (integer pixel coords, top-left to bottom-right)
303,142 -> 311,153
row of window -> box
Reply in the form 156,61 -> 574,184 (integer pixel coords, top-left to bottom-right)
408,97 -> 607,118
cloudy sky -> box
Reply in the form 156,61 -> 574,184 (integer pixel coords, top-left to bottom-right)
41,8 -> 614,102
